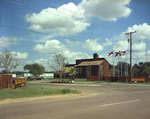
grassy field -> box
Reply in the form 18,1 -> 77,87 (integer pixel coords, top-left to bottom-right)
0,86 -> 81,100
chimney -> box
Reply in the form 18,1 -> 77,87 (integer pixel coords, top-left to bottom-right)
93,53 -> 99,60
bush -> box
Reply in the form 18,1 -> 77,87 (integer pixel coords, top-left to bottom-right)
62,89 -> 70,93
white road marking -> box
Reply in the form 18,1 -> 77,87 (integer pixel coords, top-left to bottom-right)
98,99 -> 141,107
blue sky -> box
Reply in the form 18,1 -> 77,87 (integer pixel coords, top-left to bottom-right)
0,0 -> 150,72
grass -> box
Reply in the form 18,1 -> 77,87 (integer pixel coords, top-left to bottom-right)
0,86 -> 81,100
74,78 -> 87,82
28,78 -> 150,85
28,81 -> 51,83
42,78 -> 55,80
73,78 -> 150,85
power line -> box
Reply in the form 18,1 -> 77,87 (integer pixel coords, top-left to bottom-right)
5,0 -> 83,21
5,0 -> 40,10
34,0 -> 127,31
36,0 -> 88,17
2,1 -> 150,49
5,0 -> 126,32
35,0 -> 132,30
1,24 -> 121,50
0,24 -> 82,42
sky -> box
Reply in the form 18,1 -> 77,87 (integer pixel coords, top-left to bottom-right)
0,0 -> 150,72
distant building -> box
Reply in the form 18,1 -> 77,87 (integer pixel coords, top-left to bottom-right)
56,53 -> 110,78
10,74 -> 16,78
23,72 -> 54,78
40,72 -> 54,78
23,73 -> 32,77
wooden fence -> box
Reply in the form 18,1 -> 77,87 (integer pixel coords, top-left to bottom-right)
87,76 -> 150,83
0,74 -> 12,89
87,76 -> 137,83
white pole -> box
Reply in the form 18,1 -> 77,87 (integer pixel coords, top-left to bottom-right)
113,51 -> 114,76
121,56 -> 122,77
126,51 -> 128,76
118,56 -> 119,77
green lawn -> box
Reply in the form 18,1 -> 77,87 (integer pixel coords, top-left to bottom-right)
74,78 -> 150,85
0,86 -> 81,100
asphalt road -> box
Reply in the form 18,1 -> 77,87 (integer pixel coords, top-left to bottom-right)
1,83 -> 150,119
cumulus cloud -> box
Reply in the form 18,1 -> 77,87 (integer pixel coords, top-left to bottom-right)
114,23 -> 150,41
0,36 -> 19,47
34,40 -> 67,54
25,60 -> 33,64
65,39 -> 80,47
83,39 -> 103,51
11,52 -> 28,59
35,58 -> 49,69
35,58 -> 48,64
25,0 -> 132,36
126,23 -> 150,40
113,23 -> 150,51
33,39 -> 90,64
63,50 -> 91,63
113,40 -> 129,51
103,38 -> 113,47
112,23 -> 150,65
25,2 -> 90,35
78,0 -> 132,21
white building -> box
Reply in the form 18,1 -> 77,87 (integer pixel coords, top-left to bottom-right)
40,73 -> 54,78
10,74 -> 16,78
23,73 -> 33,77
23,72 -> 54,78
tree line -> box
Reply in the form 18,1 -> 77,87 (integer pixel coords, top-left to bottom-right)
110,61 -> 150,77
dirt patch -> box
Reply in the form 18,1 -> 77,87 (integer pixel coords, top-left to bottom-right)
0,92 -> 91,104
50,81 -> 72,84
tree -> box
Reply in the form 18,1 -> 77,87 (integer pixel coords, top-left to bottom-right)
142,66 -> 150,75
24,63 -> 45,76
138,62 -> 146,71
1,70 -> 7,74
133,62 -> 150,72
68,67 -> 78,81
48,53 -> 68,81
142,66 -> 150,82
0,48 -> 20,74
132,67 -> 139,77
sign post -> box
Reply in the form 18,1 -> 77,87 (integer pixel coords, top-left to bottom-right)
14,78 -> 27,89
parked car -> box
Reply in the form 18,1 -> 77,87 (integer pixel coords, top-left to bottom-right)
27,76 -> 44,81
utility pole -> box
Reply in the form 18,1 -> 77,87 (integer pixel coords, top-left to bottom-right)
125,31 -> 136,83
146,39 -> 147,67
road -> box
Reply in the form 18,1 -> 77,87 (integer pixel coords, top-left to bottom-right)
1,83 -> 150,119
